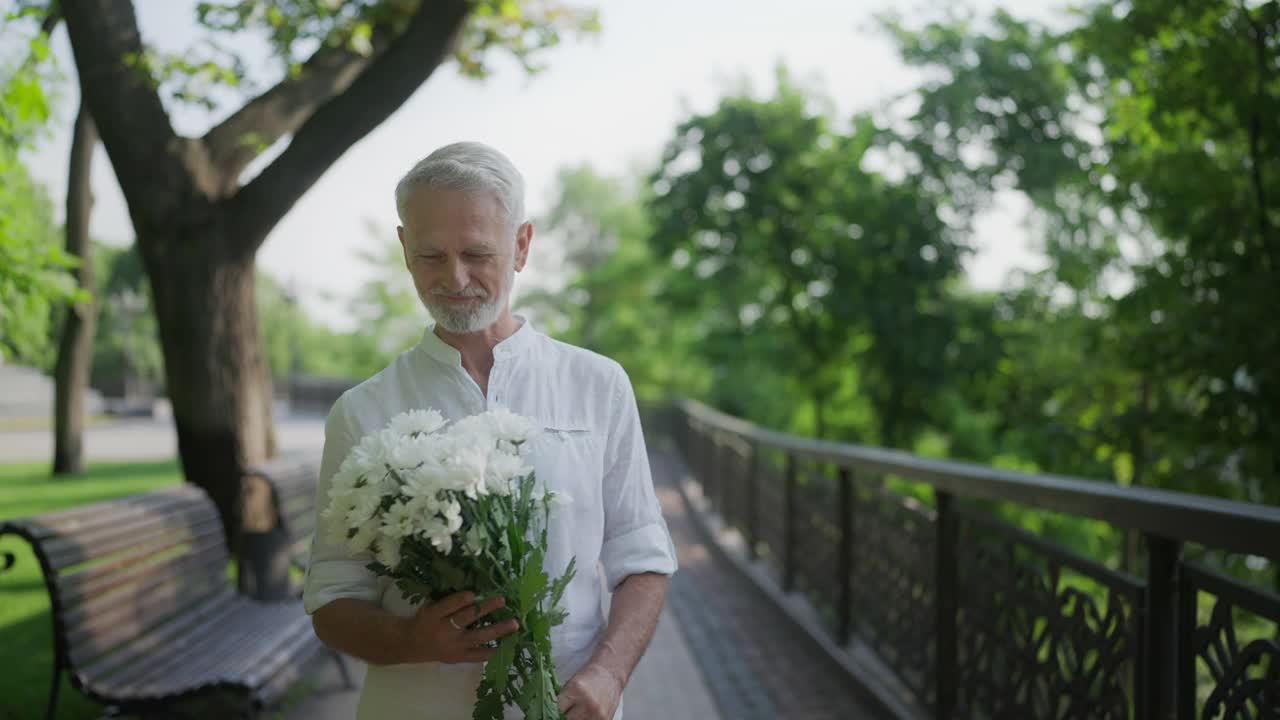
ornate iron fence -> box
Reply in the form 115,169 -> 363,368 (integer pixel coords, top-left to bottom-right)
670,399 -> 1280,719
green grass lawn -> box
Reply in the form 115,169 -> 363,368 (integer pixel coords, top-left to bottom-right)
0,460 -> 182,720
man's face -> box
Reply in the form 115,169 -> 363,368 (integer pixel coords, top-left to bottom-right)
397,187 -> 531,334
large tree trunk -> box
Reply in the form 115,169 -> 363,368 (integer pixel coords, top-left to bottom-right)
53,104 -> 98,476
142,228 -> 276,545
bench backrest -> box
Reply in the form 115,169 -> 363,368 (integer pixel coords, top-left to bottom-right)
2,485 -> 232,684
246,456 -> 318,568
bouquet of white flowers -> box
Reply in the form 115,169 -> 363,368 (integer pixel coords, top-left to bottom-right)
322,407 -> 576,720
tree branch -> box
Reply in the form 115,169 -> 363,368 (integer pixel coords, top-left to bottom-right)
203,36 -> 394,191
225,0 -> 472,253
39,3 -> 61,36
61,0 -> 184,226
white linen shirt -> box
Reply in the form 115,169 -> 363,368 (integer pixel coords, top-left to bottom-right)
302,318 -> 678,720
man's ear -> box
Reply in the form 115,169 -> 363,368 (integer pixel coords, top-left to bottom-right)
397,226 -> 410,268
514,222 -> 533,272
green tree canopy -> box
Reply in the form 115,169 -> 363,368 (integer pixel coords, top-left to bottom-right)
647,71 -> 969,444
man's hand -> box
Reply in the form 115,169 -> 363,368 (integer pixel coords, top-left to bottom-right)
556,661 -> 624,720
401,591 -> 520,665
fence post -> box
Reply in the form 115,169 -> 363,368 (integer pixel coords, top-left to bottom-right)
935,490 -> 958,719
1143,534 -> 1182,720
708,433 -> 721,514
784,452 -> 797,593
1177,563 -> 1196,720
838,465 -> 854,645
747,443 -> 759,560
719,438 -> 732,524
702,427 -> 711,490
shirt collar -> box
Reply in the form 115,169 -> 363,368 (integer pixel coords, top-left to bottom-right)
417,315 -> 538,367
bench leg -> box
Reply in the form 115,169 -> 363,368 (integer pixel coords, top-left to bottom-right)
45,667 -> 62,720
331,649 -> 355,689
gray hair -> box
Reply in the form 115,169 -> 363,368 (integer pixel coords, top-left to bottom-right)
394,141 -> 526,235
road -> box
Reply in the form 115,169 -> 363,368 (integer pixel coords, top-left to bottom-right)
0,415 -> 328,464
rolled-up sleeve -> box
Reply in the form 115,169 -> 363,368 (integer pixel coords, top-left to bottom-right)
302,395 -> 382,614
599,367 -> 678,592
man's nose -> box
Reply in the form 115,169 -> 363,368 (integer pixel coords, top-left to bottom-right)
443,258 -> 469,291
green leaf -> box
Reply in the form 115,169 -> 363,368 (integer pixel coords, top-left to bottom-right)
516,547 -> 547,612
472,683 -> 504,720
429,554 -> 468,591
547,556 -> 576,611
485,633 -> 517,695
395,577 -> 433,604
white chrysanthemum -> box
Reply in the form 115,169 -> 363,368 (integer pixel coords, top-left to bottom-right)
404,493 -> 446,527
440,445 -> 488,499
381,500 -> 416,540
484,451 -> 531,495
389,408 -> 447,437
347,521 -> 378,554
376,536 -> 402,569
374,470 -> 403,498
484,406 -> 541,446
325,480 -> 354,507
352,428 -> 399,473
442,499 -> 462,527
321,497 -> 355,544
425,517 -> 455,554
398,462 -> 444,502
345,488 -> 382,528
445,415 -> 497,451
330,460 -> 362,495
388,432 -> 436,470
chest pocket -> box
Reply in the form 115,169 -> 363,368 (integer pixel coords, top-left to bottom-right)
526,423 -> 604,550
529,425 -> 604,489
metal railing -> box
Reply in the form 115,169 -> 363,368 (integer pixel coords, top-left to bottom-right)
670,398 -> 1280,719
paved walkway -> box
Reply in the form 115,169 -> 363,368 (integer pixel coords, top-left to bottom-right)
652,448 -> 886,720
286,601 -> 721,720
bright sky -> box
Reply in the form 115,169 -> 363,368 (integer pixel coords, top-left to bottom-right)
18,0 -> 1071,330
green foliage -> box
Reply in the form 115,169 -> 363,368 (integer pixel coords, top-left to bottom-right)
0,145 -> 68,367
886,1 -> 1280,509
647,70 -> 968,444
519,164 -> 710,406
0,9 -> 81,367
126,0 -> 602,111
335,231 -> 427,376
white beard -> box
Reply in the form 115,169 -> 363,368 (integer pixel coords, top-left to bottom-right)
422,262 -> 515,334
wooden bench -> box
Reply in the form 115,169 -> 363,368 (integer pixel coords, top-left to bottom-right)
0,484 -> 324,719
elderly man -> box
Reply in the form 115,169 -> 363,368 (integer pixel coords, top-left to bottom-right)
304,142 -> 677,720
